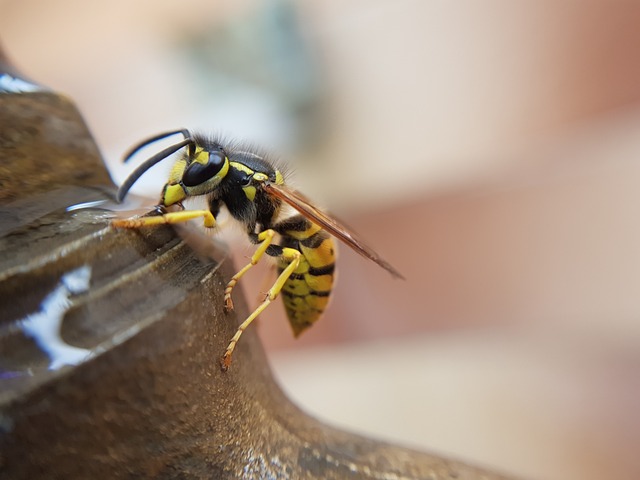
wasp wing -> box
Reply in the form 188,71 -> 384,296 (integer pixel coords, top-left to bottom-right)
263,183 -> 404,279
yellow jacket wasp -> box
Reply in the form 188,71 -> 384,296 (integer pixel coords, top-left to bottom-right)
112,129 -> 403,370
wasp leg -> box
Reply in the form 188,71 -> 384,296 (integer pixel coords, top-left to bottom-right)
223,229 -> 275,313
221,247 -> 301,371
111,210 -> 216,229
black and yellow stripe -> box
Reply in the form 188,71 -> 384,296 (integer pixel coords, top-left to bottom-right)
275,215 -> 336,336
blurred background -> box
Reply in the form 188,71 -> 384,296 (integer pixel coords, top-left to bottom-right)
3,1 -> 640,478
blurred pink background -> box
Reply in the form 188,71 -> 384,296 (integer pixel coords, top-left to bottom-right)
3,1 -> 640,478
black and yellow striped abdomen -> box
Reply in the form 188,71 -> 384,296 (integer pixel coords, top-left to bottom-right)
275,215 -> 337,337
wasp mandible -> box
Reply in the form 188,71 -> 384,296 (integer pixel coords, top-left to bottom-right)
112,129 -> 403,370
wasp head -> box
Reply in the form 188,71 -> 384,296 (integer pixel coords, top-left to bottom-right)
161,143 -> 230,206
117,130 -> 231,207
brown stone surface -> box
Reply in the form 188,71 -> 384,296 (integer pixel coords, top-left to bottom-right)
0,80 -> 513,478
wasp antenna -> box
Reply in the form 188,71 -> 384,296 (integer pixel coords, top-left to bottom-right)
123,129 -> 192,163
117,138 -> 193,203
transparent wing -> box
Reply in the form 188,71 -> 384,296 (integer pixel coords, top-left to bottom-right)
263,183 -> 404,279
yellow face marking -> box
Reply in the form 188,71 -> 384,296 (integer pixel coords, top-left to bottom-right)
168,158 -> 187,184
193,148 -> 209,165
275,170 -> 284,185
163,183 -> 187,205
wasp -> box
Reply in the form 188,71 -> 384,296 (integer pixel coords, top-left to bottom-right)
112,129 -> 403,370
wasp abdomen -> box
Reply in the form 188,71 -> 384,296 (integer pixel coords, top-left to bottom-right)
275,216 -> 336,337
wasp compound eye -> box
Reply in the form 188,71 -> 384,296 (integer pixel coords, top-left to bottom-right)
182,151 -> 225,187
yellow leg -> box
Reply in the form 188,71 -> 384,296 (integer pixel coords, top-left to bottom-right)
221,248 -> 301,371
223,229 -> 275,312
111,209 -> 216,229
